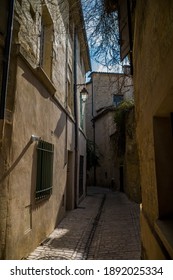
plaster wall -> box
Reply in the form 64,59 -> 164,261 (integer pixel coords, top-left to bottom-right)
124,108 -> 141,203
140,211 -> 166,260
5,58 -> 73,259
0,0 -> 89,259
133,0 -> 173,258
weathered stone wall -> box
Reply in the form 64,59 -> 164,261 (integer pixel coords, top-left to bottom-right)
92,72 -> 133,115
86,72 -> 134,188
124,108 -> 141,203
133,0 -> 173,259
95,111 -> 119,189
0,0 -> 89,259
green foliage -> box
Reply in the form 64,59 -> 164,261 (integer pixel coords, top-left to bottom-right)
114,100 -> 134,156
114,100 -> 134,127
86,139 -> 101,171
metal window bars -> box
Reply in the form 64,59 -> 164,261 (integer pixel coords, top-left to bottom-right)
36,140 -> 54,200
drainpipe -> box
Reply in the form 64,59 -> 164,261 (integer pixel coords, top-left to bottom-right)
0,0 -> 15,119
64,24 -> 68,166
91,76 -> 96,186
73,28 -> 78,208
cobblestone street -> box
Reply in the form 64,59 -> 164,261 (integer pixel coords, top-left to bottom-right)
27,187 -> 141,260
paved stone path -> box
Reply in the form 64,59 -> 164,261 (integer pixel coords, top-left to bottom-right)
27,187 -> 141,260
87,188 -> 141,260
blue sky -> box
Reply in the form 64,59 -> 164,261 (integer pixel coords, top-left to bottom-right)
91,58 -> 123,73
81,0 -> 125,75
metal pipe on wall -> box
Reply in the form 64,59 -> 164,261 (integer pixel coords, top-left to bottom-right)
0,0 -> 15,119
73,28 -> 79,208
91,77 -> 96,186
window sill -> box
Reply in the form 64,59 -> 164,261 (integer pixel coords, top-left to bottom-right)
155,218 -> 173,259
16,44 -> 56,96
34,67 -> 56,96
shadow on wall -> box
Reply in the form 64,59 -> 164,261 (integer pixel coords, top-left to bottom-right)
54,112 -> 66,138
21,67 -> 50,100
0,138 -> 33,184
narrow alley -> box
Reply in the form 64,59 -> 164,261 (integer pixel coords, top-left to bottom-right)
1,0 -> 173,261
27,187 -> 140,260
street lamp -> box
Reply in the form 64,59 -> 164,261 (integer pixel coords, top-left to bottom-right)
79,87 -> 88,130
80,87 -> 88,102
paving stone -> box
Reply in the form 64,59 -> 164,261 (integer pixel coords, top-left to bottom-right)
27,187 -> 141,260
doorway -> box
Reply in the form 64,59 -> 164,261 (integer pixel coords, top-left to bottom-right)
79,155 -> 84,198
66,151 -> 74,210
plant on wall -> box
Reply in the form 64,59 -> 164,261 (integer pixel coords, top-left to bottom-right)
86,139 -> 101,170
114,100 -> 134,157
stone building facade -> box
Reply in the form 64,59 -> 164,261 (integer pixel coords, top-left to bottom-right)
0,0 -> 90,259
104,0 -> 173,259
133,0 -> 173,259
123,106 -> 141,203
86,72 -> 134,190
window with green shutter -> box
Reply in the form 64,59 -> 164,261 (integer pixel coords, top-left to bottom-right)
36,140 -> 54,200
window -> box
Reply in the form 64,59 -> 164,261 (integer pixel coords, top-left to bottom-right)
153,114 -> 173,218
154,113 -> 173,258
36,140 -> 54,200
113,94 -> 123,106
40,6 -> 53,78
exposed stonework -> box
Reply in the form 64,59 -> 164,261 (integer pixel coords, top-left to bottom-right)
0,0 -> 90,259
86,72 -> 135,190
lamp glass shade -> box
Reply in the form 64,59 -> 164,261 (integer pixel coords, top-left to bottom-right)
80,87 -> 88,102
